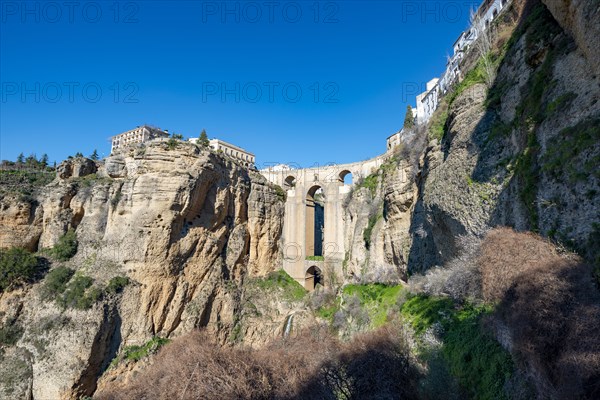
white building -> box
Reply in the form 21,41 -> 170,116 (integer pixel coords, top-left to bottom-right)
190,137 -> 255,168
415,78 -> 440,125
414,0 -> 512,127
111,125 -> 169,153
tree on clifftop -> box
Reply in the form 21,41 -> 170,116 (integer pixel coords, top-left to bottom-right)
90,150 -> 99,161
198,129 -> 210,147
403,105 -> 415,130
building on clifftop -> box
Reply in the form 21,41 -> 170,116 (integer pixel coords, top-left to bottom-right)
110,125 -> 169,153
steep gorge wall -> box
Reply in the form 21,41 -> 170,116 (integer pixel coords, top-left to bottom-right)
342,0 -> 599,278
0,142 -> 284,399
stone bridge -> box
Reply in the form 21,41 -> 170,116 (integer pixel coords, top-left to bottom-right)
260,154 -> 388,290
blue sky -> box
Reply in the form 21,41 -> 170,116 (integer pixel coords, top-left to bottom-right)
1,0 -> 478,168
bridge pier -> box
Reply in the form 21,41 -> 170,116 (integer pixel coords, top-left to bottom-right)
261,156 -> 387,289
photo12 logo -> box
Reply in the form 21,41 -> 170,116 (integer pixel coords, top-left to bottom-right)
200,1 -> 340,24
400,1 -> 479,23
1,1 -> 140,24
201,81 -> 339,104
1,82 -> 140,103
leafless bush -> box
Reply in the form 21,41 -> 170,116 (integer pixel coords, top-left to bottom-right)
478,227 -> 559,302
96,325 -> 421,400
408,235 -> 482,301
480,227 -> 600,399
359,265 -> 403,285
408,266 -> 452,296
309,286 -> 336,310
442,235 -> 482,300
315,326 -> 419,400
344,295 -> 371,328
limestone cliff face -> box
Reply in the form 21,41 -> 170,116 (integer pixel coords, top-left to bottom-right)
342,153 -> 418,282
342,0 -> 599,278
542,0 -> 600,76
0,142 -> 284,399
408,0 -> 600,270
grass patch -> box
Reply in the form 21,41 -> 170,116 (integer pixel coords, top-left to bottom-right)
443,305 -> 514,399
110,336 -> 171,368
251,270 -> 306,302
305,255 -> 324,261
343,283 -> 404,327
123,337 -> 170,362
315,303 -> 339,321
401,294 -> 455,335
401,294 -> 514,399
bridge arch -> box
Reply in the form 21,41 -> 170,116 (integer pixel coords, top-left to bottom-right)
338,170 -> 353,185
306,185 -> 325,258
284,175 -> 296,188
305,265 -> 322,291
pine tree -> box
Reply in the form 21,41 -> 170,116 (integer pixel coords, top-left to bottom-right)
90,149 -> 99,161
403,105 -> 415,130
16,153 -> 24,164
40,154 -> 49,168
198,129 -> 209,147
75,152 -> 84,158
25,154 -> 37,168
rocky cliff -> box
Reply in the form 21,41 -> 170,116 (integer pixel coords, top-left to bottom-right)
344,0 -> 599,277
0,141 -> 284,399
1,1 -> 599,398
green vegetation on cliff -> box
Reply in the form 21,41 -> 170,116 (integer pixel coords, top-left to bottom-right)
251,270 -> 306,302
401,295 -> 514,399
0,247 -> 44,292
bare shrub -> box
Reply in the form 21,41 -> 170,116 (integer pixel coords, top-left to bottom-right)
408,266 -> 452,297
359,265 -> 403,285
442,235 -> 482,300
478,227 -> 560,302
408,235 -> 482,301
309,286 -> 336,310
96,325 -> 420,400
481,227 -> 600,399
314,326 -> 420,400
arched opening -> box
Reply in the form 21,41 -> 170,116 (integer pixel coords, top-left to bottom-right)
305,265 -> 323,291
306,185 -> 324,258
492,9 -> 498,19
339,170 -> 353,185
284,175 -> 296,188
